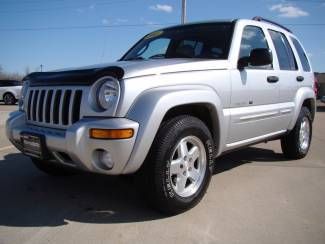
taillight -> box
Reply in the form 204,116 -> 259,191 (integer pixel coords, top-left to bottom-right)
314,76 -> 318,97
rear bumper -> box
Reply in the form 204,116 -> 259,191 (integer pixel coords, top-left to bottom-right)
6,111 -> 139,175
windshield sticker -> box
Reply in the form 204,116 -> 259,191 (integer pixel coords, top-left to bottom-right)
144,30 -> 164,40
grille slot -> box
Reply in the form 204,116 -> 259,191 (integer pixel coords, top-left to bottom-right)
25,87 -> 83,128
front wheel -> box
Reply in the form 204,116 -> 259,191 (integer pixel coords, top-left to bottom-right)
281,107 -> 312,159
140,115 -> 214,214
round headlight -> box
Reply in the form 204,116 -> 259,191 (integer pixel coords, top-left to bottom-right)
97,78 -> 120,110
19,80 -> 29,111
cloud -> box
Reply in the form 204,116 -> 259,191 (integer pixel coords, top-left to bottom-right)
76,8 -> 84,14
149,4 -> 173,13
102,18 -> 109,25
116,18 -> 128,23
270,4 -> 309,18
307,52 -> 313,58
89,4 -> 95,10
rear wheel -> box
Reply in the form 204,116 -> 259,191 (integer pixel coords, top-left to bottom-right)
281,107 -> 312,159
31,158 -> 78,176
3,93 -> 16,105
139,115 -> 214,214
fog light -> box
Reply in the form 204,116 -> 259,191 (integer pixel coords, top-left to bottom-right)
95,149 -> 114,170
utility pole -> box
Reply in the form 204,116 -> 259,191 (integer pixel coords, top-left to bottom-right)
40,64 -> 43,72
181,0 -> 187,24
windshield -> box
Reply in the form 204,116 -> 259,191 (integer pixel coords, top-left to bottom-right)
121,23 -> 234,61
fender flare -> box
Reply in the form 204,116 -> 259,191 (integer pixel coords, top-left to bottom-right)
123,85 -> 224,174
288,87 -> 316,130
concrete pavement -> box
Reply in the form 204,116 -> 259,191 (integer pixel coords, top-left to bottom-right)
0,104 -> 325,244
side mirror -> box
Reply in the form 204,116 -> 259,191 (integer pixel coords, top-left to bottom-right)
238,48 -> 272,70
250,48 -> 272,66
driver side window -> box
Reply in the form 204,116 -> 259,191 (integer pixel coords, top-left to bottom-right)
136,38 -> 171,59
239,26 -> 271,69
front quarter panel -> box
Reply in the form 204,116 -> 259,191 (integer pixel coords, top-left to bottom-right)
123,85 -> 225,174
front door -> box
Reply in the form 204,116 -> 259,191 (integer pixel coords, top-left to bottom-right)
227,25 -> 281,146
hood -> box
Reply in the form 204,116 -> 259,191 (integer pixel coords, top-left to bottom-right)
25,59 -> 229,86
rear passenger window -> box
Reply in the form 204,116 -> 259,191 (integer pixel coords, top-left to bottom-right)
269,30 -> 297,71
291,37 -> 311,72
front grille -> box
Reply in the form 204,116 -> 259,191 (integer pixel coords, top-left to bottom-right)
26,87 -> 83,128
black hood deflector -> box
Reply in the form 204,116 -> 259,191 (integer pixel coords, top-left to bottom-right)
24,66 -> 124,86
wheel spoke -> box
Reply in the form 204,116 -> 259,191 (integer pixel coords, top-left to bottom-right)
189,146 -> 200,165
188,169 -> 200,182
177,140 -> 188,159
176,175 -> 188,192
170,158 -> 183,175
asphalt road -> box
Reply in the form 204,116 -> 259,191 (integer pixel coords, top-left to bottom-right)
1,104 -> 325,244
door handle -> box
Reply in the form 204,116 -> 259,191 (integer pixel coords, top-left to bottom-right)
267,76 -> 279,83
296,76 -> 304,82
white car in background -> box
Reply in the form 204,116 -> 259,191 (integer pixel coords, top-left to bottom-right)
0,80 -> 22,105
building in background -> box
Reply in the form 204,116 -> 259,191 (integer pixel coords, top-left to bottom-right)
315,73 -> 325,98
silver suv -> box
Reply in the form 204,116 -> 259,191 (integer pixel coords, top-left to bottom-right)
6,17 -> 316,214
0,80 -> 22,105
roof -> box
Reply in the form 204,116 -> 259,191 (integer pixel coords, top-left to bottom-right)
161,17 -> 291,34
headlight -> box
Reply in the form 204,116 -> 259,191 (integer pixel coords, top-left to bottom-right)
19,80 -> 29,111
96,78 -> 120,110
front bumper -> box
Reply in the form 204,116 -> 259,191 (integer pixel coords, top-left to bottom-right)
6,111 -> 139,175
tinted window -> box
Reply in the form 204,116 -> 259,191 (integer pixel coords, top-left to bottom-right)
136,38 -> 171,59
122,23 -> 234,60
0,81 -> 10,86
269,30 -> 297,71
291,37 -> 311,72
0,80 -> 21,86
239,26 -> 271,69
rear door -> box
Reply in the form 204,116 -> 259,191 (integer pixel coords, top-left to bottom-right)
268,29 -> 299,128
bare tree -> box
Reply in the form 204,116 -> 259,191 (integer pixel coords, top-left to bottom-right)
25,66 -> 30,76
0,64 -> 23,81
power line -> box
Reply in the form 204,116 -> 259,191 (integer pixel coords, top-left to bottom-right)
0,0 -> 137,14
0,23 -> 177,32
0,22 -> 325,32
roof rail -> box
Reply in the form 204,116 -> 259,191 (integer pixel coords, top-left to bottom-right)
252,16 -> 292,33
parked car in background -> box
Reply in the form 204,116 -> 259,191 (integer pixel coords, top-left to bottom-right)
321,96 -> 325,103
0,80 -> 22,105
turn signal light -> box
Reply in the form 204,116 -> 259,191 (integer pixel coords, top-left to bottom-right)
90,128 -> 134,139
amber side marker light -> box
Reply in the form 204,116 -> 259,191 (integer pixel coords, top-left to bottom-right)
90,128 -> 134,139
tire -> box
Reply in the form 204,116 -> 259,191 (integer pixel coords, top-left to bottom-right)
281,107 -> 312,159
138,115 -> 214,215
31,158 -> 78,176
3,93 -> 16,105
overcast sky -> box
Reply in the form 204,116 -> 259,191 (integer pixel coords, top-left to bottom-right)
0,0 -> 324,73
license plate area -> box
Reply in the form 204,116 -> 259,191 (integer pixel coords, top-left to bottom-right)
21,133 -> 48,159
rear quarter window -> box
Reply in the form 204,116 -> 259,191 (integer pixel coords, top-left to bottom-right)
291,37 -> 311,72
